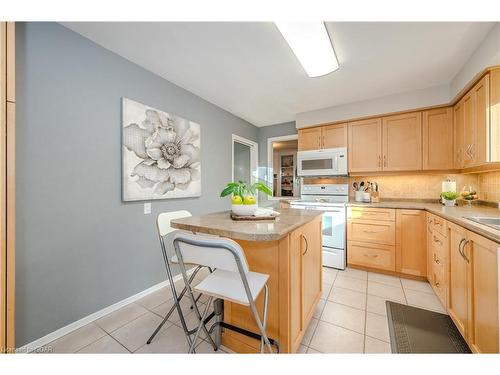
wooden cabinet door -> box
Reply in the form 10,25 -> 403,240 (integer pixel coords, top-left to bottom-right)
298,127 -> 322,151
395,210 -> 426,277
448,223 -> 469,338
471,75 -> 490,166
490,69 -> 500,162
382,112 -> 422,171
289,227 -> 304,350
301,218 -> 322,326
426,214 -> 434,281
322,123 -> 347,149
467,231 -> 499,353
462,92 -> 475,168
422,107 -> 454,170
453,100 -> 465,169
348,118 -> 382,172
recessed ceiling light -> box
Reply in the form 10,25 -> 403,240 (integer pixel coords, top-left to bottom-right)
275,22 -> 339,78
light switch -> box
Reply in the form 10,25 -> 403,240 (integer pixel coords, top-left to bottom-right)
144,202 -> 152,214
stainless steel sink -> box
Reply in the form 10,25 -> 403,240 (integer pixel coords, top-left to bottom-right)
466,216 -> 500,230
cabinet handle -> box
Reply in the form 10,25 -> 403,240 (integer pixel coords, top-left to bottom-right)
378,155 -> 381,167
433,236 -> 443,246
427,220 -> 433,234
362,229 -> 377,234
383,155 -> 387,167
433,253 -> 440,265
364,253 -> 379,258
458,238 -> 470,263
301,234 -> 309,255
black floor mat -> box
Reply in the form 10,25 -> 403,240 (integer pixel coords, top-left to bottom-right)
386,301 -> 471,353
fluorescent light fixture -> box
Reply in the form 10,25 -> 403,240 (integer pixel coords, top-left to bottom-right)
275,22 -> 339,78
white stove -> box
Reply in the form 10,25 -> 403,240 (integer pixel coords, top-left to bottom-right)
290,184 -> 348,270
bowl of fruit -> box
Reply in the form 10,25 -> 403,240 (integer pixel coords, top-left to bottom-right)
460,186 -> 478,206
220,181 -> 272,217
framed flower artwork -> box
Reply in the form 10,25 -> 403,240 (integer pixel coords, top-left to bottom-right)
122,98 -> 201,201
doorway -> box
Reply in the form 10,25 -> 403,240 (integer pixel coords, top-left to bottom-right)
267,134 -> 300,198
231,134 -> 258,186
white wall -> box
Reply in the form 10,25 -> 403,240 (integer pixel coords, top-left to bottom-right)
296,22 -> 500,129
450,23 -> 500,98
296,84 -> 449,128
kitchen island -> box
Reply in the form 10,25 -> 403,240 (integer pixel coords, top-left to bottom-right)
171,208 -> 323,353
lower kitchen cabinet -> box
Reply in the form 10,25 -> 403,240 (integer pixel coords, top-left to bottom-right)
447,221 -> 499,353
426,212 -> 449,307
289,218 -> 322,351
348,240 -> 395,271
396,210 -> 426,277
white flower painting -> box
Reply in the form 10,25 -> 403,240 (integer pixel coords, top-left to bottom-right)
122,98 -> 201,201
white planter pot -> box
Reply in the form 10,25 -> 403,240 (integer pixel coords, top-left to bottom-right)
231,204 -> 258,216
444,199 -> 456,207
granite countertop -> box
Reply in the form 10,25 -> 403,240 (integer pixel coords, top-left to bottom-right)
170,208 -> 322,241
347,200 -> 500,244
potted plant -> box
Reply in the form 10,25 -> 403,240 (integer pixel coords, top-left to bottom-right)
220,181 -> 272,216
441,191 -> 460,207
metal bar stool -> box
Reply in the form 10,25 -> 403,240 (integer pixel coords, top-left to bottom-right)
173,232 -> 278,353
146,211 -> 217,352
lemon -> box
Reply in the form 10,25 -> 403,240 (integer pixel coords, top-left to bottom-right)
231,196 -> 243,205
243,196 -> 256,205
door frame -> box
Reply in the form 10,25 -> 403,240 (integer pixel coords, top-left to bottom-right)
231,134 -> 259,185
266,134 -> 298,200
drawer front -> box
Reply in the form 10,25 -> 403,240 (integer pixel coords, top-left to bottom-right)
429,213 -> 447,237
348,219 -> 396,245
348,207 -> 395,222
348,241 -> 396,271
430,230 -> 447,263
430,261 -> 447,308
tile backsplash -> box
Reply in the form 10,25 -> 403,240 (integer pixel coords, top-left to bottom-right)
478,170 -> 500,203
304,171 -> 500,202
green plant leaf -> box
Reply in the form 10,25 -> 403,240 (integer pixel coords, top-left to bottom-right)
252,182 -> 273,196
220,185 -> 235,197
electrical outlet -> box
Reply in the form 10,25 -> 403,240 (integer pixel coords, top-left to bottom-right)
144,202 -> 151,215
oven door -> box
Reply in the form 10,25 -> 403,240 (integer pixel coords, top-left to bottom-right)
321,208 -> 346,250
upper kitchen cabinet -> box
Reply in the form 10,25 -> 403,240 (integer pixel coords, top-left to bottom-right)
298,123 -> 347,151
422,107 -> 454,170
298,127 -> 322,151
454,99 -> 465,169
348,118 -> 383,172
382,112 -> 423,171
322,123 -> 348,149
459,70 -> 500,168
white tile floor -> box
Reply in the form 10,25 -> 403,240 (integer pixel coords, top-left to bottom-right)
39,267 -> 446,354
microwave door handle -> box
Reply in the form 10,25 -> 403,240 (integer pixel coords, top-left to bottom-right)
334,155 -> 338,171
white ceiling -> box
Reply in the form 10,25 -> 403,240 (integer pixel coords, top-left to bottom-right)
62,22 -> 495,127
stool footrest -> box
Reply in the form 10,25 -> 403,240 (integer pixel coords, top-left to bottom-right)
212,321 -> 280,353
185,311 -> 216,336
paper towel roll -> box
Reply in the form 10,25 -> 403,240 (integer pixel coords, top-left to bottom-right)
442,180 -> 456,192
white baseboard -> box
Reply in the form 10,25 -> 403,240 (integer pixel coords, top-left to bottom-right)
17,268 -> 195,353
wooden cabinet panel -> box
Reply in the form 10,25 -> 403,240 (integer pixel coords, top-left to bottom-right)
322,123 -> 347,149
347,207 -> 395,222
467,231 -> 499,354
298,127 -> 322,151
471,75 -> 489,166
454,100 -> 465,169
289,228 -> 303,349
448,223 -> 469,338
396,210 -> 426,277
348,241 -> 396,271
491,69 -> 500,162
382,112 -> 422,171
348,118 -> 382,172
429,213 -> 447,237
463,92 -> 475,168
301,219 -> 322,326
422,107 -> 454,170
348,220 -> 395,246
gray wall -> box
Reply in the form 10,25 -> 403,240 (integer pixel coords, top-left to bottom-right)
16,22 -> 258,346
257,122 -> 297,205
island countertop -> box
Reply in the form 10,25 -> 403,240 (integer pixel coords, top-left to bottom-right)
170,208 -> 323,241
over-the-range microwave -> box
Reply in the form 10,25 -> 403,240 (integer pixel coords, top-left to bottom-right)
297,147 -> 348,177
